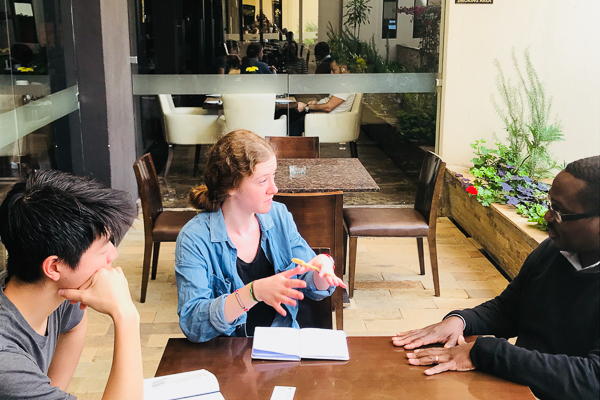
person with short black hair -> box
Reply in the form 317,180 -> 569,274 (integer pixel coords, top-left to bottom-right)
289,59 -> 355,136
393,156 -> 600,400
0,170 -> 142,400
241,43 -> 275,74
314,41 -> 331,70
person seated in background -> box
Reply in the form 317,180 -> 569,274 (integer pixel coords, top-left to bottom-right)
240,43 -> 276,74
284,39 -> 299,62
289,59 -> 355,137
313,42 -> 332,71
393,156 -> 600,400
213,45 -> 230,75
0,170 -> 142,400
252,13 -> 273,33
226,54 -> 241,74
175,130 -> 346,343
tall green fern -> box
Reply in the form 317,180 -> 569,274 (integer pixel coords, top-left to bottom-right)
491,49 -> 563,178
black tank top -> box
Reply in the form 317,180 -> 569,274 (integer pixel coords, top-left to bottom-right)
236,246 -> 276,336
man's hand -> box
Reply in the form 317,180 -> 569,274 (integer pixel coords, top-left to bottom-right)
59,267 -> 137,320
297,101 -> 307,112
253,266 -> 308,316
392,316 -> 464,349
406,335 -> 475,375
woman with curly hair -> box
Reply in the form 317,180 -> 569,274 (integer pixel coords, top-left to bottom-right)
176,129 -> 345,343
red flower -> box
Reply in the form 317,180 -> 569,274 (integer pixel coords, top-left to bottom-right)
466,186 -> 478,195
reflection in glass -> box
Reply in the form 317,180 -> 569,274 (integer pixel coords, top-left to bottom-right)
0,0 -> 79,182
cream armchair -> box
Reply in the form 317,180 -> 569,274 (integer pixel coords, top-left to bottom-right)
158,94 -> 220,179
304,93 -> 364,158
219,93 -> 287,138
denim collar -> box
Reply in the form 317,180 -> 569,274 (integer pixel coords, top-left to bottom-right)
209,208 -> 274,243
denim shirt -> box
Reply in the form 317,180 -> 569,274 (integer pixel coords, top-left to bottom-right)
175,202 -> 335,343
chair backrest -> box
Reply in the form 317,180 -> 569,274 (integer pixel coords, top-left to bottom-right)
221,93 -> 281,137
350,93 -> 364,141
266,136 -> 319,158
133,153 -> 163,234
158,94 -> 175,114
414,151 -> 446,225
273,191 -> 344,273
296,247 -> 332,329
305,50 -> 310,71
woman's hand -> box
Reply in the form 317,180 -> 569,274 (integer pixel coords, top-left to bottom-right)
253,266 -> 308,316
307,254 -> 346,290
307,100 -> 318,105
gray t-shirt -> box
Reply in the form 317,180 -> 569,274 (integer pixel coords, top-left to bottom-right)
0,270 -> 84,399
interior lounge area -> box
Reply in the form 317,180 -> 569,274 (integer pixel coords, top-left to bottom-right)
0,0 -> 599,399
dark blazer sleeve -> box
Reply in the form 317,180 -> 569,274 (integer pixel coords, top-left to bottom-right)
445,242 -> 549,338
470,336 -> 600,400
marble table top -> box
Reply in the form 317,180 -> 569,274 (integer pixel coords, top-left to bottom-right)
275,158 -> 380,193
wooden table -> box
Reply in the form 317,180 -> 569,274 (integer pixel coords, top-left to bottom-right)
276,158 -> 379,193
203,96 -> 297,110
155,337 -> 534,400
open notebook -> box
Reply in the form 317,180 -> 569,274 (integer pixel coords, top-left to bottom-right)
143,369 -> 225,400
251,327 -> 350,361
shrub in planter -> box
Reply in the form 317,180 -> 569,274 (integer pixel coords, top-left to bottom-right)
326,23 -> 405,74
465,140 -> 550,229
396,93 -> 436,146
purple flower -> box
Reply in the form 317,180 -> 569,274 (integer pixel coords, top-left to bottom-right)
537,182 -> 550,192
454,174 -> 463,178
500,182 -> 513,192
511,175 -> 523,181
523,176 -> 533,184
506,196 -> 520,206
497,169 -> 506,177
506,165 -> 516,170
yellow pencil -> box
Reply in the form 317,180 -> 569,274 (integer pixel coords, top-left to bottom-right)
291,258 -> 336,277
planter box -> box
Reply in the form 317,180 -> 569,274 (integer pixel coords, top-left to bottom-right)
442,166 -> 548,279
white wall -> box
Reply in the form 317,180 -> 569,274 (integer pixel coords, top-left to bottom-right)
438,0 -> 600,167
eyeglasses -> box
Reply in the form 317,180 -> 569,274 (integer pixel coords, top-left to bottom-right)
547,195 -> 599,223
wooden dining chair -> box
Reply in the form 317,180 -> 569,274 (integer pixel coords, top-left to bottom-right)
343,152 -> 446,297
266,136 -> 320,158
133,153 -> 198,303
296,247 -> 333,329
274,191 -> 345,329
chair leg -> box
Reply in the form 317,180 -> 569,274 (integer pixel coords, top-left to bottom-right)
349,141 -> 358,158
417,238 -> 425,275
151,242 -> 160,280
342,226 -> 348,276
193,144 -> 202,177
335,288 -> 344,330
164,144 -> 174,181
428,236 -> 440,297
348,236 -> 358,298
141,239 -> 153,303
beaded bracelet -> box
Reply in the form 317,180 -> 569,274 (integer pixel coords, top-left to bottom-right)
249,281 -> 259,302
234,289 -> 248,312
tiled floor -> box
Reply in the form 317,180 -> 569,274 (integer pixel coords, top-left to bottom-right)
67,216 -> 508,399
